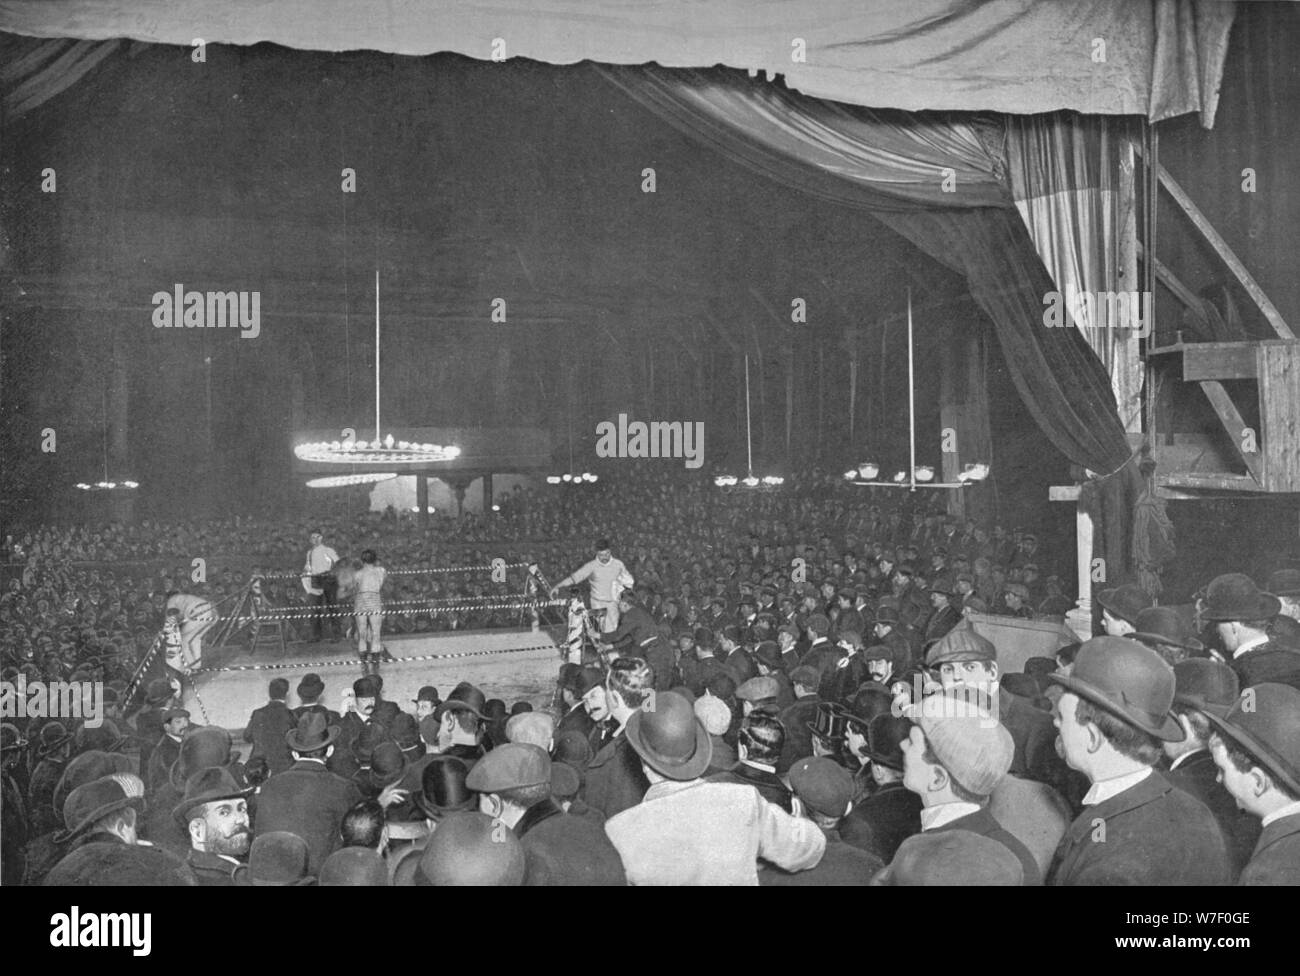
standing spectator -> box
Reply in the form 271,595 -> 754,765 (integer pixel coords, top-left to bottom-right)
584,658 -> 652,819
605,690 -> 825,885
1047,637 -> 1230,886
255,712 -> 363,875
1200,573 -> 1300,691
244,678 -> 296,775
550,538 -> 634,634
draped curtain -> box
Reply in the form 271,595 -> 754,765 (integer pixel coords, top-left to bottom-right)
602,64 -> 1141,573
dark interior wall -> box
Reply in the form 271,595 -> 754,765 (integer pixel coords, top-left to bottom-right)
1,44 -> 1010,521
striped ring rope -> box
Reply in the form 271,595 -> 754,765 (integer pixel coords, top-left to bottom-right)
223,596 -> 565,624
258,560 -> 533,581
189,641 -> 560,674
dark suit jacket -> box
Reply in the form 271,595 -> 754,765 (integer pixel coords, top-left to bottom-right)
1167,750 -> 1261,879
922,605 -> 963,644
778,694 -> 822,771
1048,770 -> 1230,886
823,653 -> 871,706
840,781 -> 922,864
555,702 -> 597,744
936,807 -> 1042,886
1238,812 -> 1300,886
185,848 -> 243,886
244,699 -> 296,775
1231,642 -> 1300,691
44,833 -> 196,886
759,828 -> 883,886
998,689 -> 1072,797
146,734 -> 183,794
519,804 -> 627,886
707,761 -> 792,812
680,655 -> 728,698
800,639 -> 845,686
584,734 -> 649,820
254,759 -> 362,874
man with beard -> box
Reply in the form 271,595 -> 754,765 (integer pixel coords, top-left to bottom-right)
175,767 -> 253,886
254,713 -> 363,875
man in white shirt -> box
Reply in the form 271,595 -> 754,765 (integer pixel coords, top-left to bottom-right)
302,529 -> 341,642
551,538 -> 633,634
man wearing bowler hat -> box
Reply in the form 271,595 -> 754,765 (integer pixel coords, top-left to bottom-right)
429,681 -> 488,770
1130,606 -> 1205,667
243,677 -> 296,776
45,775 -> 196,886
1095,583 -> 1152,637
922,579 -> 963,645
1163,659 -> 1261,877
1267,569 -> 1300,624
292,672 -> 340,726
605,690 -> 825,885
175,766 -> 254,886
1047,637 -> 1230,885
841,714 -> 922,863
760,756 -> 884,886
1205,683 -> 1300,885
1199,573 -> 1300,691
254,712 -> 362,874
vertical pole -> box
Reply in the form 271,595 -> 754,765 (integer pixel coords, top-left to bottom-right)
744,354 -> 753,477
907,288 -> 916,490
375,269 -> 381,442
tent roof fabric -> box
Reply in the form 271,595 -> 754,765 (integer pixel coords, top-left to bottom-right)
0,0 -> 1234,125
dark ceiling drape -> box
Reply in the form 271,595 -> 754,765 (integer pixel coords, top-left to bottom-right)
603,65 -> 1133,478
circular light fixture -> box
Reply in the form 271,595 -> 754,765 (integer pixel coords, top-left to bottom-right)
958,462 -> 991,483
294,438 -> 460,465
914,465 -> 935,483
546,475 -> 561,485
858,462 -> 880,480
305,472 -> 398,489
75,480 -> 139,492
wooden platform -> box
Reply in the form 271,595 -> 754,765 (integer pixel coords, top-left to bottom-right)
185,627 -> 562,738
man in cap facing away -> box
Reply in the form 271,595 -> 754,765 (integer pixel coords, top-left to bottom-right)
467,743 -> 625,886
760,757 -> 884,886
1205,683 -> 1300,885
900,692 -> 1040,884
1047,637 -> 1230,885
605,691 -> 824,885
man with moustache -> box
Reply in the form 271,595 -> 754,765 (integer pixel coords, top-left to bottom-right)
175,767 -> 253,886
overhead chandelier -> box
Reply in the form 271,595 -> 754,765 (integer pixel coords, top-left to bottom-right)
845,290 -> 990,492
305,472 -> 398,488
715,354 -> 785,492
295,271 -> 460,467
76,381 -> 139,492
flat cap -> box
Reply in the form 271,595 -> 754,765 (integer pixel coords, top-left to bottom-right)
788,756 -> 854,819
736,676 -> 780,703
465,742 -> 551,793
925,626 -> 996,668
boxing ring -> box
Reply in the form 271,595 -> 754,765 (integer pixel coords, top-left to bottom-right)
125,559 -> 573,735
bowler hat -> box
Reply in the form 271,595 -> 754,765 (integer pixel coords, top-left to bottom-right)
436,681 -> 486,720
788,756 -> 854,819
173,766 -> 252,830
145,678 -> 174,705
753,641 -> 783,670
844,683 -> 894,731
574,667 -> 605,697
415,811 -> 525,886
285,711 -> 340,753
57,775 -> 143,842
391,712 -> 422,753
169,726 -> 234,790
415,756 -> 477,819
930,577 -> 955,597
1172,659 -> 1239,718
35,721 -> 73,761
624,690 -> 712,781
556,664 -> 583,694
1200,573 -> 1281,622
296,673 -> 325,700
926,626 -> 996,668
413,684 -> 441,706
368,742 -> 407,791
875,605 -> 900,625
1131,606 -> 1204,654
353,675 -> 381,699
864,714 -> 911,771
1048,636 -> 1182,741
53,750 -> 134,816
320,847 -> 389,886
1266,569 -> 1300,598
1204,683 -> 1300,797
808,702 -> 849,743
1096,583 -> 1153,625
244,831 -> 314,886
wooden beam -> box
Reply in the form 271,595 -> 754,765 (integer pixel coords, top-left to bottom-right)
1158,472 -> 1267,493
1137,242 -> 1202,315
1198,379 -> 1263,484
1182,343 -> 1259,382
1136,144 -> 1295,340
